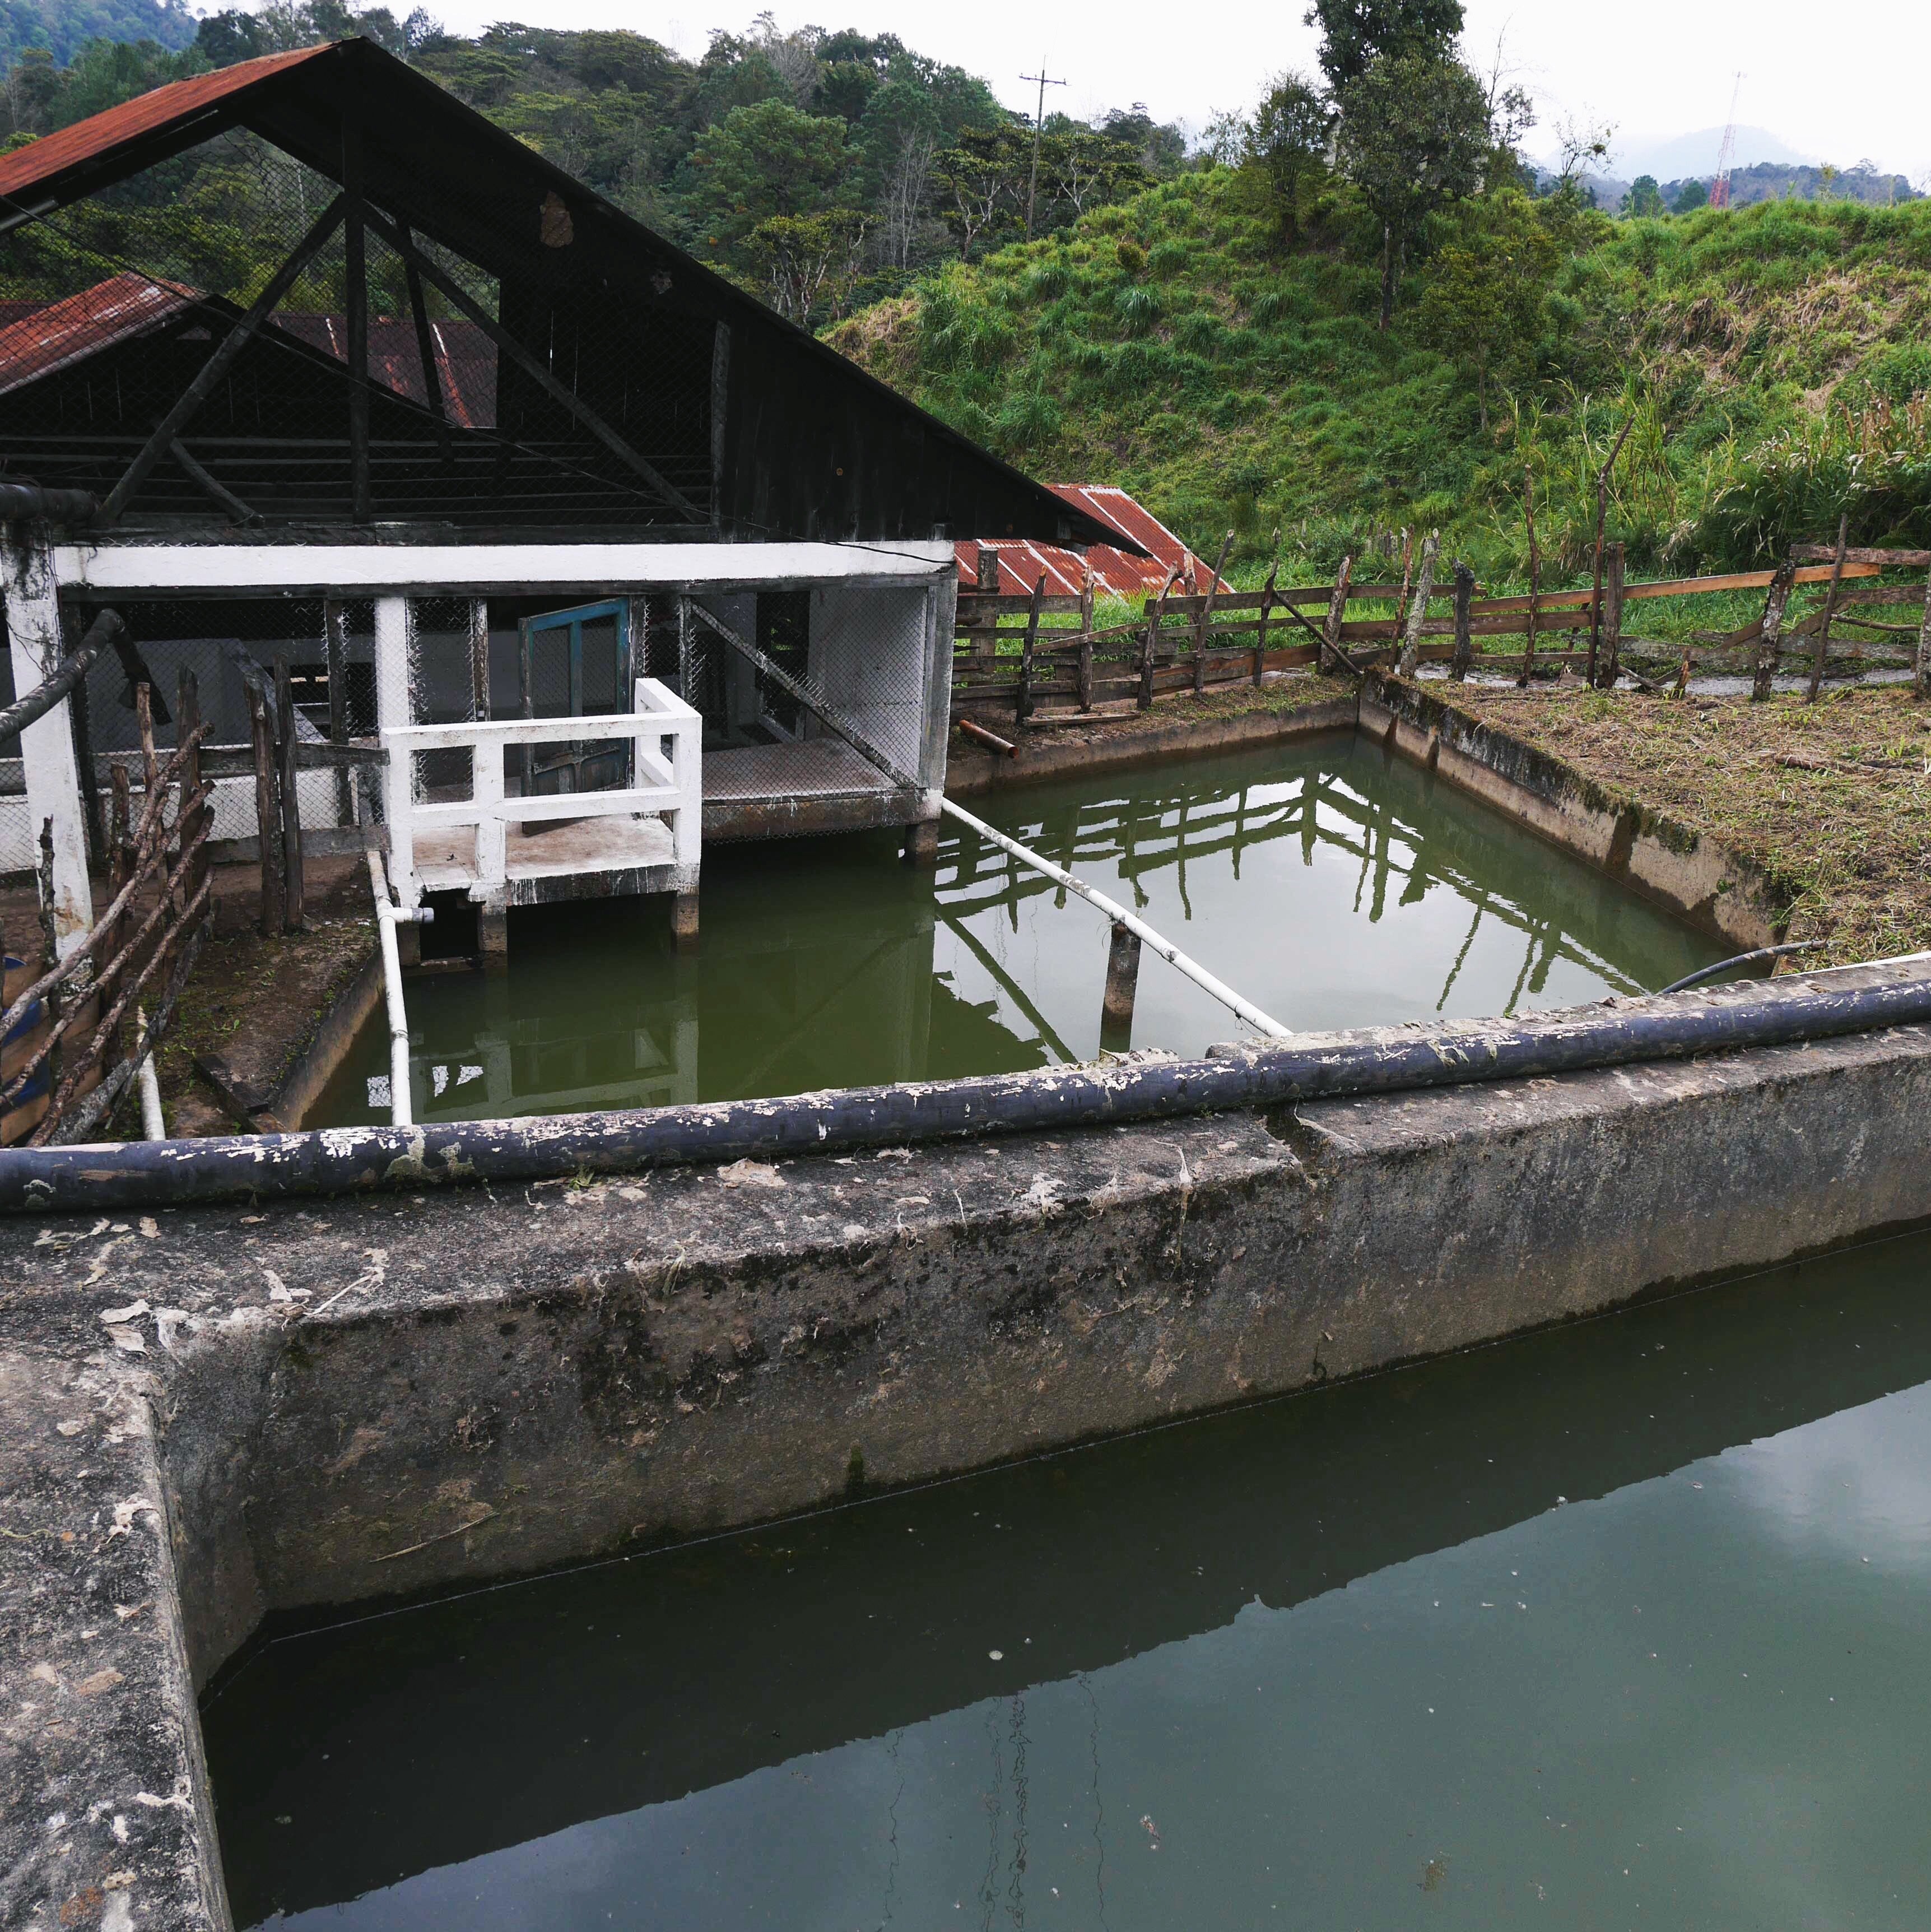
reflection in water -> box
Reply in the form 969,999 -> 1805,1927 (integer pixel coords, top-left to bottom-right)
318,736 -> 1721,1125
207,1230 -> 1931,1929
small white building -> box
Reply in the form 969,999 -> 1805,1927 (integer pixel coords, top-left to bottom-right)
0,39 -> 1127,964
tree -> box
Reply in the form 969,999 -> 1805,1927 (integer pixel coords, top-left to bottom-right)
749,208 -> 869,324
932,123 -> 1030,258
681,97 -> 853,269
1622,174 -> 1663,218
1671,177 -> 1708,215
1047,128 -> 1147,216
1306,0 -> 1465,91
1335,47 -> 1490,328
1246,69 -> 1332,242
1417,189 -> 1558,428
1097,104 -> 1186,178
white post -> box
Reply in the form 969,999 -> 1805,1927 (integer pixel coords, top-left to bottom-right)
1,528 -> 91,958
375,595 -> 416,908
365,847 -> 431,1128
471,728 -> 506,891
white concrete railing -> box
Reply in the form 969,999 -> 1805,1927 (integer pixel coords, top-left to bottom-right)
380,677 -> 701,909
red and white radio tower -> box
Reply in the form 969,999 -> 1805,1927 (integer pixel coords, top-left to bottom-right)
1710,73 -> 1743,209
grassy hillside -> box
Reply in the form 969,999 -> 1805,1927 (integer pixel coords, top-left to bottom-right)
829,172 -> 1931,589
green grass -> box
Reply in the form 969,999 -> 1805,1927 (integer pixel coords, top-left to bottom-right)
829,176 -> 1931,600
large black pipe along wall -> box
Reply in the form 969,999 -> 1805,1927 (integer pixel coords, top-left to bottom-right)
5,970 -> 1928,1213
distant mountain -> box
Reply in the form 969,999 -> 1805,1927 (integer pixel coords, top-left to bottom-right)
1614,126 -> 1817,180
1660,160 -> 1919,210
0,0 -> 197,64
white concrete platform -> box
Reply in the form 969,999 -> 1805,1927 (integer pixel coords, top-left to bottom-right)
413,814 -> 680,905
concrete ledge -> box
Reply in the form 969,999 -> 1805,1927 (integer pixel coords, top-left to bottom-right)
1361,675 -> 1792,948
947,693 -> 1358,793
4,967 -> 1930,1930
0,1350 -> 225,1932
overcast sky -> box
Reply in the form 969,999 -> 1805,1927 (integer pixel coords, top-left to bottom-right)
425,0 -> 1931,185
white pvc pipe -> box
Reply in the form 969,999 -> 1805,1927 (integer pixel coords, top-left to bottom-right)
683,597 -> 1291,1043
940,798 -> 1292,1040
365,848 -> 431,1128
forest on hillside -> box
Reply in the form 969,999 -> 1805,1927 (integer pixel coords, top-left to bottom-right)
0,0 -> 1184,323
826,0 -> 1931,584
1,0 -> 1928,583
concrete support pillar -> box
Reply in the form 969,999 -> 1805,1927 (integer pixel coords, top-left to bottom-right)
672,889 -> 700,952
1100,919 -> 1142,1052
902,818 -> 939,867
478,899 -> 509,976
1,528 -> 91,959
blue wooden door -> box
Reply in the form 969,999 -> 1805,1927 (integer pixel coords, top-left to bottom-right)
518,600 -> 632,794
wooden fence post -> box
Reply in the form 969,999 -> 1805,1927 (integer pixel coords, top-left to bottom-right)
1194,528 -> 1232,697
1449,563 -> 1475,681
469,596 -> 491,720
1016,572 -> 1044,726
1253,558 -> 1278,686
1077,631 -> 1094,712
1916,558 -> 1931,704
1321,555 -> 1353,674
1139,574 -> 1172,710
1806,514 -> 1849,704
177,667 -> 206,903
248,680 -> 284,935
1751,559 -> 1797,703
1519,471 -> 1540,688
1396,531 -> 1440,677
1588,413 -> 1635,687
274,655 -> 305,931
324,597 -> 352,825
1599,543 -> 1626,688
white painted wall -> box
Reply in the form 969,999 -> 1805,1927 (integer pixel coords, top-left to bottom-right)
2,532 -> 91,955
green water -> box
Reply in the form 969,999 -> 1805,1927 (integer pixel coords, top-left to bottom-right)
206,1229 -> 1931,1929
317,735 -> 1723,1125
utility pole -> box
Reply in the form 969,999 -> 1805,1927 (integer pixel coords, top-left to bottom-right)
1021,65 -> 1067,239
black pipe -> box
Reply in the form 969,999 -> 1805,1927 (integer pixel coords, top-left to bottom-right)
2,971 -> 1927,1214
0,483 -> 100,524
0,608 -> 124,744
1657,940 -> 1820,997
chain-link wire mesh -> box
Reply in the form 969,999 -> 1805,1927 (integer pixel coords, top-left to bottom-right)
0,128 -> 716,528
0,573 -> 941,875
682,580 -> 937,809
27,593 -> 373,869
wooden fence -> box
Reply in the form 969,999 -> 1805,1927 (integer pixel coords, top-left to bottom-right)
954,548 -> 1927,723
0,672 -> 213,1145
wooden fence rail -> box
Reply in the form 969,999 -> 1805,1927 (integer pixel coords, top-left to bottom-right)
0,671 -> 213,1146
952,550 -> 1925,722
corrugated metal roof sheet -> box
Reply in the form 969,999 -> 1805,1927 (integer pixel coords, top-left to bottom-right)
0,270 -> 500,434
0,270 -> 196,398
956,485 -> 1206,597
0,45 -> 337,206
270,314 -> 496,428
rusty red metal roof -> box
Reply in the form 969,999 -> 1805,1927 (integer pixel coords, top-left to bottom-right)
0,268 -> 497,425
0,271 -> 196,398
957,485 -> 1207,598
0,45 -> 338,208
271,314 -> 497,429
